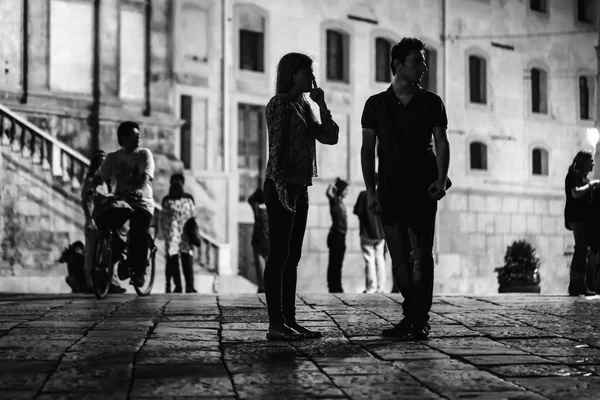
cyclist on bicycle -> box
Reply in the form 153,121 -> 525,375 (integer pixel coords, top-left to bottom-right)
90,121 -> 156,287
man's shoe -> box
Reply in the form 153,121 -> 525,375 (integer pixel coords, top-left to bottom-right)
185,287 -> 198,294
266,323 -> 305,341
109,284 -> 126,294
404,326 -> 430,341
363,288 -> 377,294
382,318 -> 412,338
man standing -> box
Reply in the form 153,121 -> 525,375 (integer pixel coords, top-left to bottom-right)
360,38 -> 450,341
354,180 -> 387,293
326,178 -> 348,293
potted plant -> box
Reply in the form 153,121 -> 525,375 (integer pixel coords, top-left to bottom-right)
495,239 -> 541,293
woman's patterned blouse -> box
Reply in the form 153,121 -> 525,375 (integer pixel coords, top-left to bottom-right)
160,196 -> 196,256
265,94 -> 339,192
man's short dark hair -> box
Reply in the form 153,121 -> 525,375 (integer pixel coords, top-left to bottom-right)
390,38 -> 426,76
117,121 -> 140,145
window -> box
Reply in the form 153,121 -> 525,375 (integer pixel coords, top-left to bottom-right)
375,38 -> 391,83
577,0 -> 595,23
470,142 -> 488,170
179,3 -> 209,65
238,10 -> 265,72
422,48 -> 437,93
326,29 -> 349,82
469,55 -> 486,104
49,0 -> 93,93
532,148 -> 549,176
579,76 -> 596,120
530,0 -> 548,13
238,104 -> 266,201
119,5 -> 145,99
531,68 -> 548,114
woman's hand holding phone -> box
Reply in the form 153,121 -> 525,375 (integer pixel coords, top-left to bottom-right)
309,79 -> 326,108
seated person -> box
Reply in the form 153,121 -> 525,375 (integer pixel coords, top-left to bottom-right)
91,121 -> 155,287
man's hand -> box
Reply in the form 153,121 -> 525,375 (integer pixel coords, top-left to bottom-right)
428,179 -> 447,201
277,187 -> 295,213
366,189 -> 383,215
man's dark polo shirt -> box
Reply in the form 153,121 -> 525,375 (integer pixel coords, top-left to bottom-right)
361,85 -> 447,222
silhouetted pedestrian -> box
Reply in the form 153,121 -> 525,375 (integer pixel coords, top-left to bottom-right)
354,183 -> 387,293
326,178 -> 348,293
264,52 -> 339,341
360,38 -> 450,341
564,150 -> 598,296
248,188 -> 269,293
161,173 -> 197,293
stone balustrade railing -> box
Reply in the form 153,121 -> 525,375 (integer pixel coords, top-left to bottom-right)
0,103 -> 226,275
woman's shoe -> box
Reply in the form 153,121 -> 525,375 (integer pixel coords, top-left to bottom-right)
286,322 -> 322,339
266,324 -> 305,341
173,286 -> 182,293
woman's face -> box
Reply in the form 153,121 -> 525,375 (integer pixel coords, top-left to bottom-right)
292,66 -> 315,93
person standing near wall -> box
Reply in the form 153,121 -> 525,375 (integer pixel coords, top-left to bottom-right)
354,179 -> 387,293
564,150 -> 598,296
326,178 -> 348,293
248,188 -> 269,293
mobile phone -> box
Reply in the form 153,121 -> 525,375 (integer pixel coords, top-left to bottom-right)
312,78 -> 318,89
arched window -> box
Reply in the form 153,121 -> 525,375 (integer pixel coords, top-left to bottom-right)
237,7 -> 266,72
326,29 -> 350,82
531,67 -> 548,114
470,142 -> 488,170
469,55 -> 487,104
580,76 -> 590,120
375,37 -> 392,83
532,147 -> 549,176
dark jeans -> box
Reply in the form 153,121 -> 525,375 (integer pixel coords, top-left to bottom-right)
166,254 -> 182,291
383,203 -> 437,328
129,208 -> 153,274
263,178 -> 309,325
327,232 -> 346,293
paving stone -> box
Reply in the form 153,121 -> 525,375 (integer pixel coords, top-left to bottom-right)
0,391 -> 40,400
233,372 -> 344,399
484,363 -> 593,377
460,355 -> 558,366
132,364 -> 235,397
5,294 -> 600,398
508,376 -> 600,399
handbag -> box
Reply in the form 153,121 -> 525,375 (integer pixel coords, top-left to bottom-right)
184,217 -> 202,248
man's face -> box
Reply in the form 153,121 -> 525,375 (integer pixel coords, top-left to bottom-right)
121,127 -> 140,150
397,50 -> 427,83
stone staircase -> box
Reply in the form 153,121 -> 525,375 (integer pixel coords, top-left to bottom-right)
0,103 -> 252,294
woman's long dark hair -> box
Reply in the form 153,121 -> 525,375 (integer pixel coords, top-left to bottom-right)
275,52 -> 313,94
570,150 -> 593,175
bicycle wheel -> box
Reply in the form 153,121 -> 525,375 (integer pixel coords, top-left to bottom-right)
92,231 -> 114,300
134,234 -> 156,296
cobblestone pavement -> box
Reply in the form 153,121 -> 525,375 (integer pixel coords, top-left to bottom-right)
2,294 -> 600,399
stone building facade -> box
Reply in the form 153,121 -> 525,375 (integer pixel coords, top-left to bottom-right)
0,0 -> 598,294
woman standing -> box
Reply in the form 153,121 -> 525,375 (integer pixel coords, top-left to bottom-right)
264,53 -> 339,341
565,150 -> 599,296
161,177 -> 197,293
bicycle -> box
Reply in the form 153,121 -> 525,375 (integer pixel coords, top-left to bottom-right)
90,192 -> 157,299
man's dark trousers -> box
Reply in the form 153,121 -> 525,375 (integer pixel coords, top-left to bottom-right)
327,232 -> 346,293
382,203 -> 437,328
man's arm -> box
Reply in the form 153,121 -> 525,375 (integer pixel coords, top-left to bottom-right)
137,149 -> 155,190
432,126 -> 450,184
361,128 -> 377,193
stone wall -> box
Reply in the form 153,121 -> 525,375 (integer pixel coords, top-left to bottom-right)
0,148 -> 84,277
